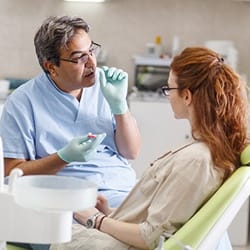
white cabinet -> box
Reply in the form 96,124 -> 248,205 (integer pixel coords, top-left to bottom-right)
129,97 -> 190,177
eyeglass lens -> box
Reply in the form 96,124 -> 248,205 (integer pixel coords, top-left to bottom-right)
78,43 -> 100,64
60,42 -> 101,64
161,86 -> 169,96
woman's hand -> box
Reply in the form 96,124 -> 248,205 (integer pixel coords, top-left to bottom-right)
96,194 -> 113,215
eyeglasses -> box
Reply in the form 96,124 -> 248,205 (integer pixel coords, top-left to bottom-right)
60,42 -> 101,64
161,85 -> 180,96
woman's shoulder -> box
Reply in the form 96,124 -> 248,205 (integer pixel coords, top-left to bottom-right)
173,141 -> 211,160
172,141 -> 224,178
153,141 -> 211,170
171,141 -> 216,172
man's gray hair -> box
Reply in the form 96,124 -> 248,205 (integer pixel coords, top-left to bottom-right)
34,16 -> 90,73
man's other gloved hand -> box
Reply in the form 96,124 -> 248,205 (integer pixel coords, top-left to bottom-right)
57,133 -> 106,163
99,66 -> 128,115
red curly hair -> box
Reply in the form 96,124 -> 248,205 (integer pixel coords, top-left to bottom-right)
170,46 -> 249,179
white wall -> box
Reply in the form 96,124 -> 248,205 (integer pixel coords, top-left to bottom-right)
0,0 -> 249,87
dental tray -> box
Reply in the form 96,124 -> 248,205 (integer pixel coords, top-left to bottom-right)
13,175 -> 97,211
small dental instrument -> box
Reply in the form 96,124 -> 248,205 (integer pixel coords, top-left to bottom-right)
87,133 -> 97,139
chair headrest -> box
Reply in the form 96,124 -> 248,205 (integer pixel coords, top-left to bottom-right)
240,145 -> 250,166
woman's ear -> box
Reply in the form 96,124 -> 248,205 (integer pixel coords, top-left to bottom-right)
183,88 -> 192,106
44,61 -> 57,77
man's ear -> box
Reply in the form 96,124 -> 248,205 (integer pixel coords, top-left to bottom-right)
183,88 -> 192,106
44,61 -> 57,77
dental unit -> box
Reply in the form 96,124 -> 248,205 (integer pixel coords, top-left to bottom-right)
0,137 -> 97,249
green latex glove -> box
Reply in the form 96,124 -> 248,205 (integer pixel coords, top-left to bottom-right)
57,133 -> 106,163
99,66 -> 128,115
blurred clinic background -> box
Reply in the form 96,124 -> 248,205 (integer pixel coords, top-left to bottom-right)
0,0 -> 249,85
0,0 -> 250,248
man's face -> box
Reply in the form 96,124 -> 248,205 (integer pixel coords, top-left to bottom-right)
48,29 -> 98,93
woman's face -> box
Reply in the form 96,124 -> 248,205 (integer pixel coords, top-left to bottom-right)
167,70 -> 189,119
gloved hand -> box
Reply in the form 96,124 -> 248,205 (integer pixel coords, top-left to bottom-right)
57,133 -> 106,163
99,66 -> 128,115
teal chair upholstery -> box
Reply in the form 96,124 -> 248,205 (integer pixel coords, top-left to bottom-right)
163,145 -> 250,249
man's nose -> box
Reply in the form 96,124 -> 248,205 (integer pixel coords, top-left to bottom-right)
85,54 -> 96,67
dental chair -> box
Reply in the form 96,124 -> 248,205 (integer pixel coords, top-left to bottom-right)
163,145 -> 250,250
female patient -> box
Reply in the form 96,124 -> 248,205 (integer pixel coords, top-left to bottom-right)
51,47 -> 249,250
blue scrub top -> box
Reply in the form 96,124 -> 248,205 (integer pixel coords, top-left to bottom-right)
0,68 -> 136,192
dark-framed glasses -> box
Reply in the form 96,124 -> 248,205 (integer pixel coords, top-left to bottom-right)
60,41 -> 101,64
161,85 -> 180,96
